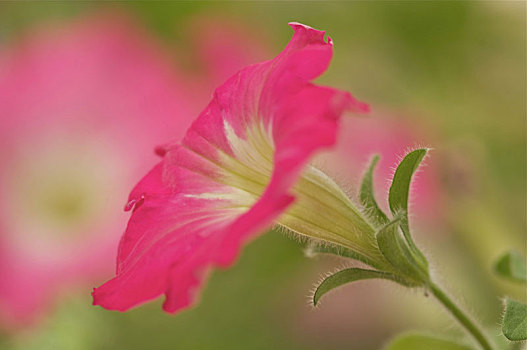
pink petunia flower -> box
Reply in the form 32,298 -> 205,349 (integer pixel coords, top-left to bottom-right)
0,12 -> 264,328
93,23 -> 379,314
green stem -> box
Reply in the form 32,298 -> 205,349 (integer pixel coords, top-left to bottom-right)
428,281 -> 494,350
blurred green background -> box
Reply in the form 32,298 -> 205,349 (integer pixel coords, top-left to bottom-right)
0,2 -> 525,349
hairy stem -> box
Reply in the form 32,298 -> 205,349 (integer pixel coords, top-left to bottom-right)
428,281 -> 494,350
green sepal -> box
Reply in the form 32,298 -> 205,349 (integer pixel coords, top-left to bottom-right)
304,242 -> 386,270
360,154 -> 389,226
385,333 -> 475,350
376,216 -> 428,283
389,148 -> 428,215
494,251 -> 527,283
312,267 -> 409,306
502,299 -> 527,341
388,148 -> 429,272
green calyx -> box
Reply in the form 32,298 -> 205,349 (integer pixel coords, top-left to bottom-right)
311,149 -> 432,305
309,149 -> 498,350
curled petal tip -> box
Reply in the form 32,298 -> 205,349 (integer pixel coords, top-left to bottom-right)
124,195 -> 144,212
288,22 -> 329,44
288,21 -> 309,28
124,199 -> 136,212
288,22 -> 317,32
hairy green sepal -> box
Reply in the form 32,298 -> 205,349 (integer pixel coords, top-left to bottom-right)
310,150 -> 433,306
502,299 -> 527,341
376,217 -> 427,283
312,267 -> 408,306
388,149 -> 430,273
360,155 -> 389,226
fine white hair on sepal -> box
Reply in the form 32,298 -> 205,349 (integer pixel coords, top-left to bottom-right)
498,296 -> 509,336
387,145 -> 433,187
303,238 -> 354,261
308,260 -> 366,309
392,208 -> 407,221
274,225 -> 351,260
358,202 -> 388,230
273,223 -> 310,246
386,145 -> 433,224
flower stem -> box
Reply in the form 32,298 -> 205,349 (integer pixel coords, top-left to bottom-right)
428,281 -> 494,350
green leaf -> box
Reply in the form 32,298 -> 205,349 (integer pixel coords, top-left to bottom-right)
495,251 -> 527,283
360,155 -> 389,226
385,333 -> 474,350
388,148 -> 429,271
376,217 -> 427,283
312,267 -> 406,306
502,299 -> 527,341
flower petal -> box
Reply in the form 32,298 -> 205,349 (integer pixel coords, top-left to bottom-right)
93,23 -> 368,313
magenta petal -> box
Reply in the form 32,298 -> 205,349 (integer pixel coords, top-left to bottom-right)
93,23 -> 368,313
